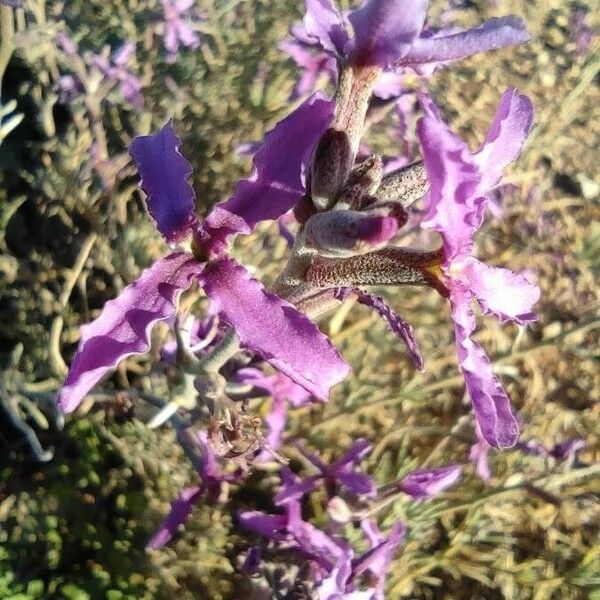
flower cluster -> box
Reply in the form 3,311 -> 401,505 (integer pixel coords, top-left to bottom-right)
56,0 -> 546,594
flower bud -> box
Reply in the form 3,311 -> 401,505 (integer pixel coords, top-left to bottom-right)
310,128 -> 352,210
304,210 -> 398,257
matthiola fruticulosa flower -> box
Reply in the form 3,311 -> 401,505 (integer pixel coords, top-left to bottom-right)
281,0 -> 529,100
416,89 -> 539,448
57,95 -> 351,414
275,438 -> 376,505
161,0 -> 201,64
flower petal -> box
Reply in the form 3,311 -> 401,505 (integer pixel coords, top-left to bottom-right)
348,0 -> 428,67
398,16 -> 530,66
130,122 -> 198,242
303,0 -> 349,57
147,486 -> 202,549
417,104 -> 483,262
473,87 -> 534,191
456,257 -> 540,324
399,464 -> 462,499
202,94 -> 335,243
200,257 -> 350,400
345,289 -> 423,369
58,252 -> 203,413
450,287 -> 519,448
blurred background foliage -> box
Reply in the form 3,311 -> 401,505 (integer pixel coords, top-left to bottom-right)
0,0 -> 599,598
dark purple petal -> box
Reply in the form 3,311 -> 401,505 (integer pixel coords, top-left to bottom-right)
275,474 -> 321,506
200,257 -> 350,400
473,87 -> 534,191
398,16 -> 530,66
348,0 -> 428,67
147,486 -> 202,549
450,286 -> 519,448
303,0 -> 349,57
331,437 -> 372,468
202,94 -> 335,243
130,122 -> 198,242
238,510 -> 289,540
286,501 -> 348,570
58,252 -> 203,413
349,289 -> 423,370
400,464 -> 462,500
354,521 -> 405,581
550,439 -> 586,460
336,471 -> 376,496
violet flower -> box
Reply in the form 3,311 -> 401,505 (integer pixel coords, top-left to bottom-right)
518,438 -> 586,461
417,88 -> 540,448
235,367 -> 312,457
58,95 -> 351,413
162,0 -> 201,64
275,439 -> 375,505
239,499 -> 349,575
353,519 -> 406,600
90,42 -> 143,110
148,431 -> 231,549
292,0 -> 528,79
398,464 -> 462,500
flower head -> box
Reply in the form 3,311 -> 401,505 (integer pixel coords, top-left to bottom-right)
162,0 -> 201,64
417,88 -> 539,448
58,95 -> 351,413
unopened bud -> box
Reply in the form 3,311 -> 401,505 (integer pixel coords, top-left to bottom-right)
310,128 -> 352,210
304,210 -> 398,258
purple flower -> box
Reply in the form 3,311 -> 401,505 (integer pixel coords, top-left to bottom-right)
398,464 -> 462,500
300,0 -> 528,72
0,0 -> 22,7
58,96 -> 351,413
518,438 -> 586,461
570,9 -> 596,58
239,499 -> 349,574
235,367 -> 312,457
162,0 -> 201,64
57,75 -> 85,104
353,520 -> 406,600
417,88 -> 539,448
147,431 -> 231,549
275,439 -> 375,505
91,43 -> 143,109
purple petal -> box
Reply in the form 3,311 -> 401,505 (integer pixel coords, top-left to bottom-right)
469,436 -> 492,481
398,16 -> 530,66
264,394 -> 288,454
353,521 -> 405,578
274,474 -> 321,505
303,0 -> 349,57
348,0 -> 428,67
286,501 -> 348,570
130,122 -> 198,242
238,510 -> 288,540
418,104 -> 483,263
455,257 -> 540,324
473,88 -> 534,191
450,287 -> 519,448
58,252 -> 203,413
112,42 -> 135,67
200,257 -> 350,400
0,0 -> 23,6
351,289 -> 423,370
119,73 -> 144,110
147,486 -> 202,549
400,465 -> 462,500
550,439 -> 586,461
332,437 -> 372,468
336,471 -> 376,496
202,94 -> 334,243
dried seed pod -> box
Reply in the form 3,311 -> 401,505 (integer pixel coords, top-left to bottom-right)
377,160 -> 429,206
307,247 -> 444,290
